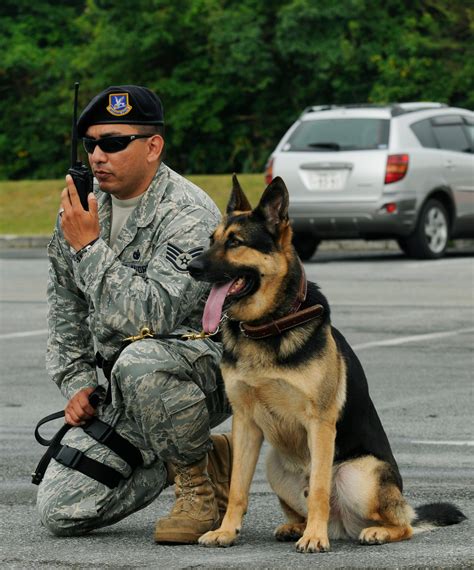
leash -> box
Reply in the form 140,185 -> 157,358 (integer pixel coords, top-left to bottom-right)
122,326 -> 220,343
31,385 -> 107,485
32,326 -> 220,487
32,385 -> 144,488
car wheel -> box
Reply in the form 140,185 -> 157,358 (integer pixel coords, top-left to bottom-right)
400,199 -> 449,259
292,232 -> 320,261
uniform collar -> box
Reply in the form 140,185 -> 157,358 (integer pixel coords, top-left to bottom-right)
96,162 -> 169,252
132,162 -> 168,228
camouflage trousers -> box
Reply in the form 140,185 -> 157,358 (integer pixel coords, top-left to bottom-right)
36,337 -> 231,536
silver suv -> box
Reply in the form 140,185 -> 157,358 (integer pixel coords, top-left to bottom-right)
265,103 -> 474,259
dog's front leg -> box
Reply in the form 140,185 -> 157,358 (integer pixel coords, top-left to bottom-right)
296,419 -> 336,553
199,411 -> 264,547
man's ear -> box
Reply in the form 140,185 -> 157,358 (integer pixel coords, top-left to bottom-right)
226,174 -> 252,214
254,177 -> 289,231
146,134 -> 165,163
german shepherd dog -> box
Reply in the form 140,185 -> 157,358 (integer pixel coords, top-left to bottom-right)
187,176 -> 466,553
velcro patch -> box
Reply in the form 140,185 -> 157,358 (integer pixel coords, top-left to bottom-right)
166,243 -> 204,273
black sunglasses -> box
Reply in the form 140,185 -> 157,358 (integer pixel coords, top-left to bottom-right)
82,134 -> 151,154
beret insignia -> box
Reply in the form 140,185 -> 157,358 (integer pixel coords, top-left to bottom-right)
107,93 -> 133,117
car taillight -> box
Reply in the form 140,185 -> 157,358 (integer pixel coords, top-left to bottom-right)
264,157 -> 274,185
385,154 -> 409,184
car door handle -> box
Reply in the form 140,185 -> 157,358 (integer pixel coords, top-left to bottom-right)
445,160 -> 455,169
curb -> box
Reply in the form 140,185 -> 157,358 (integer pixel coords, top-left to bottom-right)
0,235 -> 472,252
0,234 -> 400,252
0,235 -> 51,249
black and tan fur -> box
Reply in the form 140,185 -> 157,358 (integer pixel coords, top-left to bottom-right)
188,176 -> 466,553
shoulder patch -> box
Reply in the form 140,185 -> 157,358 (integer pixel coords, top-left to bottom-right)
166,243 -> 204,273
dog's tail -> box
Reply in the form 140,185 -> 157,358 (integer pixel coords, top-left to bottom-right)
412,502 -> 466,534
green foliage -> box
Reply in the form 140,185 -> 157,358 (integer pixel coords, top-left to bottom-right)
0,174 -> 265,234
0,0 -> 472,180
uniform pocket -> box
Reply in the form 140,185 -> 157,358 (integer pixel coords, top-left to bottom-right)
161,381 -> 210,458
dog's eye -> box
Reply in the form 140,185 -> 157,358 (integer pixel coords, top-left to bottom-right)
226,236 -> 243,249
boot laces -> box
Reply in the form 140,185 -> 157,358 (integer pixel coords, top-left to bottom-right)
174,466 -> 196,510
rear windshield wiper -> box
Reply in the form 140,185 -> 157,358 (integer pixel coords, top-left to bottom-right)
307,142 -> 341,150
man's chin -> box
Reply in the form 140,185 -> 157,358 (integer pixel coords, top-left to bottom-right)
96,181 -> 115,194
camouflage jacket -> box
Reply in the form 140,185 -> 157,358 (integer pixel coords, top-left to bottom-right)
46,163 -> 221,400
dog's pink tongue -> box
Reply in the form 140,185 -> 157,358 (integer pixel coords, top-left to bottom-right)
203,280 -> 235,334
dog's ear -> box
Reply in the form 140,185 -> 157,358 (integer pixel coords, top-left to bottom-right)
226,174 -> 252,214
255,177 -> 289,231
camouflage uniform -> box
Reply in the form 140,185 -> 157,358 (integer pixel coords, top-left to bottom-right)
37,163 -> 230,536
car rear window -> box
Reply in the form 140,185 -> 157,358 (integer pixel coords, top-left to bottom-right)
284,118 -> 390,151
433,124 -> 470,152
411,119 -> 438,148
464,118 -> 474,149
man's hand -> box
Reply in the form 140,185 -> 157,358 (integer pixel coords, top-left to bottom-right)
60,175 -> 100,251
65,387 -> 97,426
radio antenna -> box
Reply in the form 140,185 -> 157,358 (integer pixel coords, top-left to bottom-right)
67,82 -> 93,211
71,82 -> 80,167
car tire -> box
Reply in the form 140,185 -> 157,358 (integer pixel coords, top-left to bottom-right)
399,199 -> 449,259
292,232 -> 320,261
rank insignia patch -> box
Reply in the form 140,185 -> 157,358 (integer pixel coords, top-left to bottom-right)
107,93 -> 133,116
166,244 -> 204,273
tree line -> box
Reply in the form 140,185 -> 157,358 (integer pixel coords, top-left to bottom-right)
0,0 -> 472,179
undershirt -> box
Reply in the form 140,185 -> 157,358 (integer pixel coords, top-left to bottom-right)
109,194 -> 143,249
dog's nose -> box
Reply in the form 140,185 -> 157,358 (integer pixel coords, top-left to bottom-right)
187,257 -> 205,278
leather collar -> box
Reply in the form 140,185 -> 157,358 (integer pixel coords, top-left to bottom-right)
239,304 -> 324,339
239,263 -> 324,339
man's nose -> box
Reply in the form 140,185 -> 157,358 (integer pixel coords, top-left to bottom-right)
90,145 -> 107,162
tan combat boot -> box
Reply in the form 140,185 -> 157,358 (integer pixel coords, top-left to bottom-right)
154,455 -> 219,544
207,433 -> 232,523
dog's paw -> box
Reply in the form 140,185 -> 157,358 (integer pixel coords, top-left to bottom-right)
198,528 -> 238,548
274,522 -> 306,542
295,532 -> 330,553
359,526 -> 390,545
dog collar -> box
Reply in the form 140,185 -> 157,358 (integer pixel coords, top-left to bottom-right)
288,260 -> 307,313
239,304 -> 325,339
239,262 -> 324,339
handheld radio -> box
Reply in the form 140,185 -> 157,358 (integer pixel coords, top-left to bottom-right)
68,82 -> 93,211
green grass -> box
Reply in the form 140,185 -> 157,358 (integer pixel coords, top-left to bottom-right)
0,173 -> 266,235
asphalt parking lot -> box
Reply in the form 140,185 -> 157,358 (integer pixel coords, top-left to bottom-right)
0,245 -> 473,569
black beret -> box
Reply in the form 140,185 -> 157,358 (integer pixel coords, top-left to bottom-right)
77,85 -> 164,137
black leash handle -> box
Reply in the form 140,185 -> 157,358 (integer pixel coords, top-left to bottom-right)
34,411 -> 68,446
34,386 -> 107,447
31,385 -> 106,485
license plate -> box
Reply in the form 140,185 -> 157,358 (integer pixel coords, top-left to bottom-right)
307,170 -> 346,191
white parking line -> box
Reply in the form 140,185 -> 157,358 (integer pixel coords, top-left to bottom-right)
411,440 -> 474,446
0,329 -> 48,339
353,327 -> 474,350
